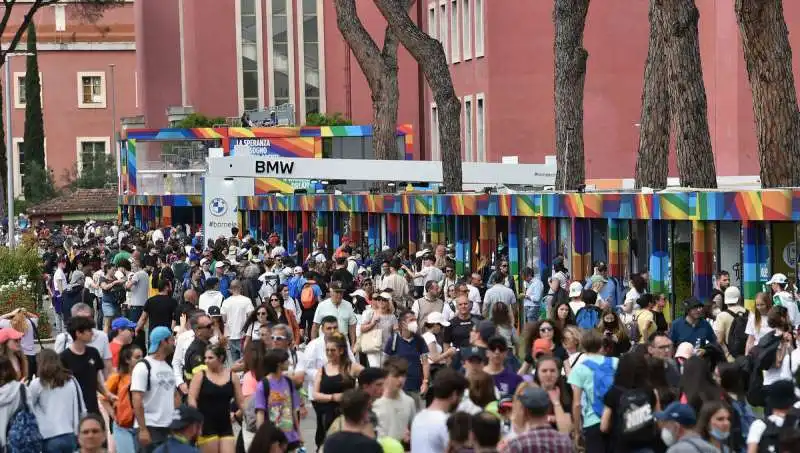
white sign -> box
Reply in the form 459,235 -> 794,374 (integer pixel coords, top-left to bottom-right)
203,177 -> 239,241
208,156 -> 557,186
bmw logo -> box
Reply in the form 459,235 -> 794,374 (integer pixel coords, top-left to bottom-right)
209,198 -> 228,217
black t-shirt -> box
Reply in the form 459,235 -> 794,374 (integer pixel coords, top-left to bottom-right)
444,315 -> 480,348
653,310 -> 668,333
144,295 -> 178,329
323,431 -> 382,453
602,385 -> 660,452
60,346 -> 104,414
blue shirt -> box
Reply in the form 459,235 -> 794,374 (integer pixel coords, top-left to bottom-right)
670,317 -> 717,347
584,277 -> 618,307
384,333 -> 429,392
218,274 -> 232,298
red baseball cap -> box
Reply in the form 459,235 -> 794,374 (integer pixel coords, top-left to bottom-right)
532,338 -> 554,358
0,328 -> 23,344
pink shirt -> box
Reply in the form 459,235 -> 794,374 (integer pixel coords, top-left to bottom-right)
242,371 -> 258,397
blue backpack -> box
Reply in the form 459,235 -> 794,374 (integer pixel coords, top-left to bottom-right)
575,305 -> 602,330
582,357 -> 616,417
288,276 -> 305,300
6,385 -> 42,453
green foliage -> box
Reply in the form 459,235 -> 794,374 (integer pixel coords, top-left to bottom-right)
0,246 -> 48,337
174,113 -> 227,128
672,242 -> 692,319
63,152 -> 116,190
304,112 -> 353,126
23,21 -> 45,187
23,164 -> 57,205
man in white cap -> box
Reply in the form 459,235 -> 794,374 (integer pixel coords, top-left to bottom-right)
568,281 -> 585,315
713,286 -> 748,358
767,273 -> 800,327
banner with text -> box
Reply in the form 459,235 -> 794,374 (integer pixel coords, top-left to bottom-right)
203,176 -> 239,241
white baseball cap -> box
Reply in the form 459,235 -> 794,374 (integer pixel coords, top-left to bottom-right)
724,286 -> 741,305
767,273 -> 788,285
425,311 -> 450,327
568,281 -> 583,298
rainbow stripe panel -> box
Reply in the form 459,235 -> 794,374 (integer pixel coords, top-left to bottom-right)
222,190 -> 800,221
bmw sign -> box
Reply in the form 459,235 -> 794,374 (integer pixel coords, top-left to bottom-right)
209,198 -> 228,217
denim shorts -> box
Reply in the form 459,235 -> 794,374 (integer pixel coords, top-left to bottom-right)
102,300 -> 121,317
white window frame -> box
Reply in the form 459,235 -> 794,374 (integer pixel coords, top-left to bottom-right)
297,0 -> 327,120
76,72 -> 107,109
430,103 -> 439,161
462,0 -> 471,61
76,137 -> 111,175
14,72 -> 43,109
54,4 -> 66,32
236,0 -> 266,113
428,3 -> 437,39
464,95 -> 473,162
266,0 -> 297,109
439,1 -> 448,63
475,0 -> 484,57
476,93 -> 486,162
450,0 -> 460,63
12,138 -> 23,198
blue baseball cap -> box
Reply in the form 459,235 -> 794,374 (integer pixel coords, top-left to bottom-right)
148,326 -> 173,354
654,402 -> 696,426
111,318 -> 136,331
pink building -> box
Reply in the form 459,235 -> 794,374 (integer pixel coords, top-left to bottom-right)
135,0 -> 800,179
0,1 -> 137,197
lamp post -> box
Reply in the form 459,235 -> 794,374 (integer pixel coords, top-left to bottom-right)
4,51 -> 34,249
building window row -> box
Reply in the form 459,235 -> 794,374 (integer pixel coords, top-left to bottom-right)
13,72 -> 107,109
427,0 -> 484,64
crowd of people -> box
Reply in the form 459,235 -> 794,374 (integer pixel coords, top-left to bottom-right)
0,219 -> 796,452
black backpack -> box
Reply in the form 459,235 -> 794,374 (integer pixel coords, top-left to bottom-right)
616,388 -> 656,445
726,309 -> 749,358
759,418 -> 784,453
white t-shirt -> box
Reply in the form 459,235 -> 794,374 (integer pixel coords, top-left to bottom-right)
569,301 -> 585,315
373,392 -> 417,440
625,288 -> 641,305
410,408 -> 449,453
747,414 -> 785,445
745,312 -> 772,344
130,356 -> 176,428
220,295 -> 254,340
198,290 -> 223,313
53,268 -> 68,293
422,331 -> 442,365
763,335 -> 795,385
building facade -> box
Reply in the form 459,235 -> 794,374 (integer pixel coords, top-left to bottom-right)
0,1 -> 137,197
135,0 -> 800,179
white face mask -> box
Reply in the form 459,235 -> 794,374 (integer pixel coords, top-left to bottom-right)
660,428 -> 676,446
407,321 -> 419,334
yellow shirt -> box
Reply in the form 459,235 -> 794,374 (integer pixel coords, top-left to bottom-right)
637,309 -> 655,344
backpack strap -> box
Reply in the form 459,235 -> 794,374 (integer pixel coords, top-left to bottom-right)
29,319 -> 41,349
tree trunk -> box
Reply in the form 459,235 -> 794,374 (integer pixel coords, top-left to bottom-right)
335,0 -> 411,161
373,0 -> 462,192
635,0 -> 671,190
735,0 -> 800,188
663,0 -> 717,188
554,0 -> 590,191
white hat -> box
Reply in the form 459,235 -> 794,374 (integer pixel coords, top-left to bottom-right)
767,273 -> 788,285
568,281 -> 583,298
425,311 -> 450,327
375,291 -> 393,301
200,258 -> 209,266
381,245 -> 391,251
350,289 -> 367,299
675,342 -> 695,360
293,266 -> 303,274
724,286 -> 741,305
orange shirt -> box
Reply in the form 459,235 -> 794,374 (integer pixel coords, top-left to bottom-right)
105,373 -> 134,427
110,341 -> 122,369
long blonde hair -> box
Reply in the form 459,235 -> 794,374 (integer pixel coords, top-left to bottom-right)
10,312 -> 28,335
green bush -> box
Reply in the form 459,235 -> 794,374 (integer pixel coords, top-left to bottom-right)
0,246 -> 48,337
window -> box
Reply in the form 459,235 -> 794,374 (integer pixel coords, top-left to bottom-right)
240,0 -> 261,111
300,0 -> 322,117
439,2 -> 448,63
14,72 -> 43,109
77,72 -> 106,108
271,0 -> 293,107
464,96 -> 473,162
450,0 -> 460,63
428,4 -> 437,39
430,103 -> 439,161
475,0 -> 484,57
54,4 -> 66,31
462,0 -> 471,60
76,138 -> 110,175
476,93 -> 485,161
12,138 -> 23,198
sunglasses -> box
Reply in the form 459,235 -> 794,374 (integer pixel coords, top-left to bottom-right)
272,335 -> 287,341
539,327 -> 553,333
269,298 -> 280,302
197,323 -> 213,329
490,346 -> 508,353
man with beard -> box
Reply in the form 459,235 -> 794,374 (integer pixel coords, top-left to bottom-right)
410,369 -> 468,453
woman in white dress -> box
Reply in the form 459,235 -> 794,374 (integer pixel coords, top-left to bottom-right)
359,292 -> 397,367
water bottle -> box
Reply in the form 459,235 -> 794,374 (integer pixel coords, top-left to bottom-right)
296,447 -> 307,453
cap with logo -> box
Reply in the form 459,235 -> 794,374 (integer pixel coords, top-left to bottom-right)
767,273 -> 788,286
654,402 -> 696,426
168,405 -> 204,430
568,281 -> 583,298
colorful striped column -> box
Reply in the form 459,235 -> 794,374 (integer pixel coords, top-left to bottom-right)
274,212 -> 285,244
455,216 -> 467,277
508,217 -> 520,279
648,220 -> 670,295
743,221 -> 768,311
368,213 -> 379,255
387,214 -> 400,249
408,215 -> 418,255
301,212 -> 312,255
238,210 -> 245,237
260,212 -> 269,240
287,213 -> 298,255
479,216 -> 493,260
332,212 -> 341,249
538,217 -> 555,276
692,221 -> 715,302
571,218 -> 591,283
608,219 -> 630,280
162,206 -> 172,228
430,215 -> 445,246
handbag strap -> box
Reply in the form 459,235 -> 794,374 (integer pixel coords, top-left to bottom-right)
29,318 -> 42,348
